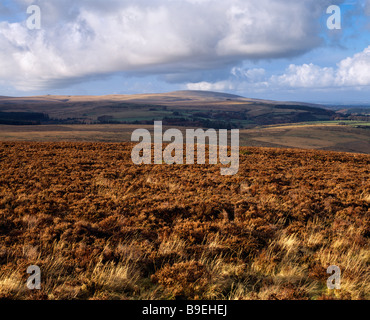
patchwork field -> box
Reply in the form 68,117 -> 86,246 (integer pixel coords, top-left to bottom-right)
0,142 -> 369,300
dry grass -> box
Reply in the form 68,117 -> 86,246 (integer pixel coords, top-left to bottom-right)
0,142 -> 369,300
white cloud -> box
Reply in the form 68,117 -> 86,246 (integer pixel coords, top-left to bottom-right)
0,0 -> 336,91
187,46 -> 370,93
188,67 -> 269,92
273,64 -> 336,88
216,0 -> 322,58
276,46 -> 370,88
187,80 -> 236,92
336,46 -> 370,86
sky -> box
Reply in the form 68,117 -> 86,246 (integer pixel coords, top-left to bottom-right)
0,0 -> 369,104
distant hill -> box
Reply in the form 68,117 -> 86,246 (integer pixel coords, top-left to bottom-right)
0,90 -> 336,127
0,91 -> 368,154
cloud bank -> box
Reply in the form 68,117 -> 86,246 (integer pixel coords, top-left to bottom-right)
187,46 -> 370,92
0,0 -> 336,90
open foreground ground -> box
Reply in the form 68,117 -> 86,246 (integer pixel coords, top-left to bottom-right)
0,142 -> 369,300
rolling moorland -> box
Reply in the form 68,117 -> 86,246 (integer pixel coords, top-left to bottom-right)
0,91 -> 369,300
0,90 -> 369,154
0,142 -> 369,300
0,90 -> 338,126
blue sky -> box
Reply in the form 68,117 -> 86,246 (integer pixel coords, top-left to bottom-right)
0,0 -> 369,104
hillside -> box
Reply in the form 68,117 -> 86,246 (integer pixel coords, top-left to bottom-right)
0,90 -> 335,126
1,90 -> 368,154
